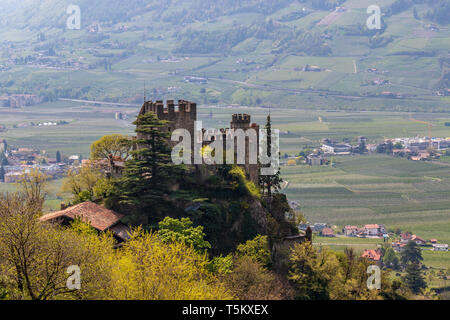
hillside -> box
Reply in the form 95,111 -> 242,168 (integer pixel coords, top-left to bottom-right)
0,0 -> 449,111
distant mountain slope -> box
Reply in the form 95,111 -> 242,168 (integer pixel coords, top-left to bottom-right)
0,0 -> 448,111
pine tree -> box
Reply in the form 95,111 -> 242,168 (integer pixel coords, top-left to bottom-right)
259,114 -> 283,199
403,263 -> 426,294
117,112 -> 181,225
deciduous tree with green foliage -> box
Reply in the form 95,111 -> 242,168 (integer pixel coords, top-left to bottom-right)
236,235 -> 271,268
90,134 -> 132,161
157,217 -> 211,253
383,247 -> 400,270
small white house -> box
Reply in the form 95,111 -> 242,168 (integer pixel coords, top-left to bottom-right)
364,224 -> 379,236
432,244 -> 448,252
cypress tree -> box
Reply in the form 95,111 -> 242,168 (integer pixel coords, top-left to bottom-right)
0,165 -> 5,182
56,151 -> 62,163
259,114 -> 283,199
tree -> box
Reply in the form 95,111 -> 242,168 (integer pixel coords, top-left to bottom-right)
401,241 -> 423,266
0,165 -> 4,182
383,247 -> 400,270
259,114 -> 283,198
107,229 -> 231,300
0,193 -> 114,300
157,217 -> 211,253
0,152 -> 8,166
56,150 -> 62,163
62,166 -> 104,204
359,139 -> 367,153
236,235 -> 272,267
413,7 -> 419,20
116,112 -> 181,224
223,256 -> 291,300
17,168 -> 48,209
403,263 -> 427,294
288,242 -> 343,300
386,141 -> 394,155
90,134 -> 132,161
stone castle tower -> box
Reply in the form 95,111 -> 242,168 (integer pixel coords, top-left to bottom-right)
229,113 -> 260,185
138,100 -> 197,146
138,100 -> 260,185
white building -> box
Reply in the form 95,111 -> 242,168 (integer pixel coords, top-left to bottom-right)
432,244 -> 448,252
364,224 -> 379,236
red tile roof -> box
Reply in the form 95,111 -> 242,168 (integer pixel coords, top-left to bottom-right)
401,233 -> 412,240
39,201 -> 124,231
321,228 -> 334,236
361,249 -> 382,261
411,235 -> 425,243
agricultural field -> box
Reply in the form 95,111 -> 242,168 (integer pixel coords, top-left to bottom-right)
3,103 -> 450,223
282,155 -> 450,243
0,101 -> 135,158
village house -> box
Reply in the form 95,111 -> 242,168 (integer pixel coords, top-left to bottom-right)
4,171 -> 23,183
320,227 -> 334,237
361,249 -> 382,262
432,244 -> 448,252
311,223 -> 328,232
321,139 -> 352,155
68,155 -> 80,165
364,224 -> 380,237
400,233 -> 426,246
400,233 -> 412,243
366,144 -> 378,152
39,201 -> 131,243
343,225 -> 358,237
392,241 -> 406,253
303,64 -> 322,72
411,235 -> 426,246
306,153 -> 324,166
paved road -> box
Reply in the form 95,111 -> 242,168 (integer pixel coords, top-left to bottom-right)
59,98 -> 140,107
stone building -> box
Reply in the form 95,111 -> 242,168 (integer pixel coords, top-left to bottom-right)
138,100 -> 197,148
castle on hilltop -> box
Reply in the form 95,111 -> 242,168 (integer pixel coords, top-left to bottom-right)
138,100 -> 260,184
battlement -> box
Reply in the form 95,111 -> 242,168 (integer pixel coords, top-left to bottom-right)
231,114 -> 252,129
139,99 -> 197,122
232,114 -> 251,123
137,99 -> 260,185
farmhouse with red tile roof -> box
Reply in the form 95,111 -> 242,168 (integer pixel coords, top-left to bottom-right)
39,201 -> 131,242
